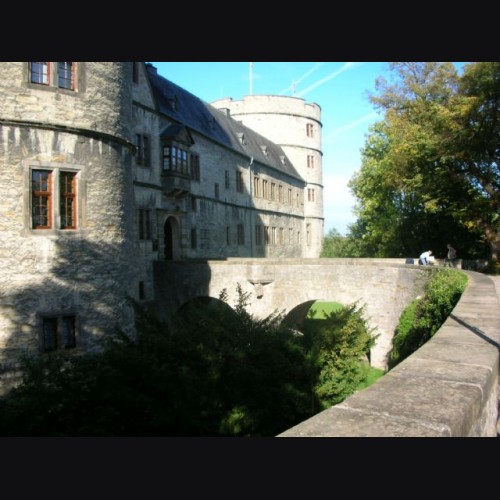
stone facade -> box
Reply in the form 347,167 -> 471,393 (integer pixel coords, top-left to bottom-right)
0,62 -> 323,385
211,95 -> 324,258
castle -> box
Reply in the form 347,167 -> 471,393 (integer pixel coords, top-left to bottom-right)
0,62 -> 324,384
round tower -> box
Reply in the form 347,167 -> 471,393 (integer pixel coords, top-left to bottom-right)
211,95 -> 324,258
0,62 -> 138,384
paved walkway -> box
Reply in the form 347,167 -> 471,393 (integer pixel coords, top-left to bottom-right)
488,275 -> 500,437
491,275 -> 500,303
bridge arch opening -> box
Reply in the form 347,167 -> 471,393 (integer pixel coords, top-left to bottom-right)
175,296 -> 236,320
282,299 -> 345,333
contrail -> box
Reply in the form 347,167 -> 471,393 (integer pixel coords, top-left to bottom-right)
296,62 -> 364,97
278,62 -> 325,95
323,112 -> 379,142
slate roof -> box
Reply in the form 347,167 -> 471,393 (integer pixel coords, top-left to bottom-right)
145,63 -> 304,182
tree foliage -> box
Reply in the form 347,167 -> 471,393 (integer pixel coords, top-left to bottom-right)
349,62 -> 499,261
0,288 -> 378,437
388,268 -> 468,368
303,303 -> 377,409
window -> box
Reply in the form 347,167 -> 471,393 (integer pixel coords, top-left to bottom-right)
31,168 -> 78,230
30,62 -> 50,85
32,170 -> 52,229
255,225 -> 262,246
296,193 -> 300,207
278,184 -> 283,203
215,183 -> 219,199
190,153 -> 200,181
307,155 -> 314,168
137,134 -> 151,167
262,179 -> 268,199
308,188 -> 315,202
29,62 -> 79,91
306,224 -> 312,246
306,123 -> 314,137
289,227 -> 293,244
226,226 -> 231,245
236,171 -> 244,193
58,62 -> 76,90
288,188 -> 292,205
41,315 -> 77,352
139,281 -> 145,300
271,227 -> 277,245
271,183 -> 276,201
264,226 -> 270,245
253,176 -> 260,198
237,224 -> 245,245
60,171 -> 77,229
279,227 -> 284,245
225,170 -> 230,189
191,196 -> 197,212
191,228 -> 197,249
139,209 -> 152,240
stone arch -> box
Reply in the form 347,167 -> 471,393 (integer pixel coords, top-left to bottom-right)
175,296 -> 235,319
163,216 -> 180,260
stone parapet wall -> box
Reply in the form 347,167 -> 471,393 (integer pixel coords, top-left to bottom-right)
278,270 -> 500,437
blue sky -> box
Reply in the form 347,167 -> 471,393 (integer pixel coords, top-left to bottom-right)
148,62 -> 412,234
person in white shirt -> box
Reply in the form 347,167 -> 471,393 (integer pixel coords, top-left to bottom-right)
419,250 -> 432,265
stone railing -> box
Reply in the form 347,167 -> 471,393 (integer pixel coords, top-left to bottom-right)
278,270 -> 500,437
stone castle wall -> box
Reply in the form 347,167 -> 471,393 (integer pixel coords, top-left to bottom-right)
0,62 -> 139,375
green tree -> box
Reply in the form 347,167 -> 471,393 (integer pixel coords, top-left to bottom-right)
320,227 -> 362,257
349,62 -> 498,261
302,303 -> 378,409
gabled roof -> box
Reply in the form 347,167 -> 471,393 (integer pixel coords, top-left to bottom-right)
145,64 -> 304,182
160,124 -> 195,146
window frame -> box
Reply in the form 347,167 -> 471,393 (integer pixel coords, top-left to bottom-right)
57,62 -> 76,91
30,62 -> 50,86
29,165 -> 81,232
237,223 -> 245,245
236,171 -> 244,193
40,314 -> 78,353
28,62 -> 80,93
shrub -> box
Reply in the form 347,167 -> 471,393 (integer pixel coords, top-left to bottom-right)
388,268 -> 467,368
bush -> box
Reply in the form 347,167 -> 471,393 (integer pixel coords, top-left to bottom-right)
303,302 -> 378,410
388,268 -> 467,368
0,287 -> 380,436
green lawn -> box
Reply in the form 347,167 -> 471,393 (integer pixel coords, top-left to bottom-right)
308,301 -> 344,318
356,366 -> 385,391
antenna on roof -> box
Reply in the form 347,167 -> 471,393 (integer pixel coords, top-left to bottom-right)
249,62 -> 253,95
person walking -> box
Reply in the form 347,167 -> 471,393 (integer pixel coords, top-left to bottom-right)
445,244 -> 457,267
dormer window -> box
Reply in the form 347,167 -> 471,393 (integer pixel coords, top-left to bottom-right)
168,96 -> 178,112
237,132 -> 246,146
260,145 -> 268,156
280,155 -> 286,165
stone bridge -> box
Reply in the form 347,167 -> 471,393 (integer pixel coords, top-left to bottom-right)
154,258 -> 500,437
153,258 -> 427,370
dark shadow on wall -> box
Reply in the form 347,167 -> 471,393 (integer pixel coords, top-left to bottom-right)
1,236 -> 139,393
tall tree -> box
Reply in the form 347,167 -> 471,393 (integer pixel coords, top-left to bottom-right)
349,62 -> 498,261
